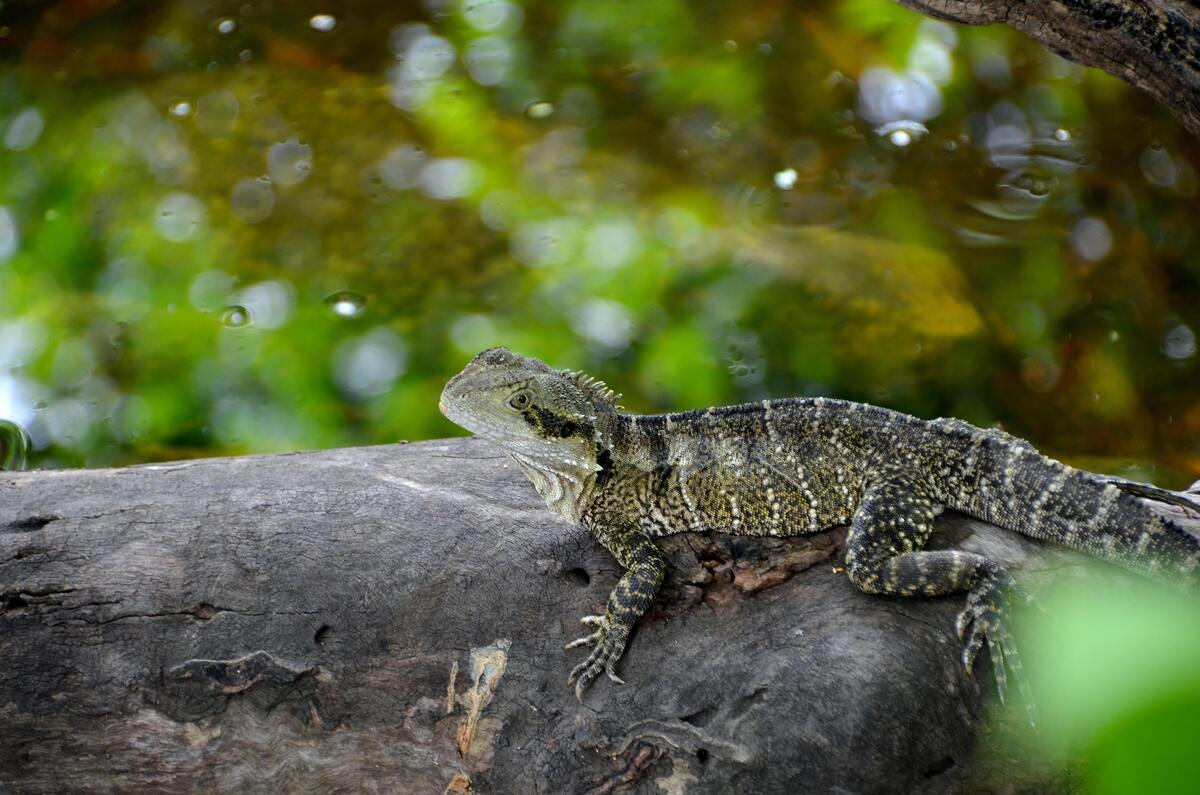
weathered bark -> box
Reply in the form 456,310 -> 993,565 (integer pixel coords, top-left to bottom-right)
896,0 -> 1200,136
0,438 -> 1196,793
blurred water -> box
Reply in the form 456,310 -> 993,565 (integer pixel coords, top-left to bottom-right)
324,291 -> 368,319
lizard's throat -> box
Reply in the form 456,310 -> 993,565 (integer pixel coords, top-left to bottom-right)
505,448 -> 598,523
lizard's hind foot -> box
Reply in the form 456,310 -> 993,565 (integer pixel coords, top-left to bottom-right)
956,573 -> 1037,725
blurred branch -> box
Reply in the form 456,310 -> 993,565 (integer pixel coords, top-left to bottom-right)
896,0 -> 1200,136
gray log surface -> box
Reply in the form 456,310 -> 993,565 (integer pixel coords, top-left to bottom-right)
1,438 -> 1197,794
897,0 -> 1200,136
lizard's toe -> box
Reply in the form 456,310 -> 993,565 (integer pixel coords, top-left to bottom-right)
605,655 -> 625,685
988,633 -> 1008,705
568,646 -> 607,700
568,654 -> 599,698
572,671 -> 593,702
957,575 -> 1037,725
955,603 -> 974,641
564,630 -> 603,650
564,614 -> 611,650
959,617 -> 985,675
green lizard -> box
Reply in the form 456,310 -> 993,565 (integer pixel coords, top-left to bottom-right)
439,347 -> 1200,707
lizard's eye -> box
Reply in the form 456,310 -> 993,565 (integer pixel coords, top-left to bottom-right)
508,391 -> 531,411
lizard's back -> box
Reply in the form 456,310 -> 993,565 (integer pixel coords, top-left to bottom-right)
595,397 -> 920,538
595,397 -> 1200,585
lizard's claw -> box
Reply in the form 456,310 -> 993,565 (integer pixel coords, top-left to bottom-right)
565,615 -> 630,701
563,615 -> 608,650
956,574 -> 1038,727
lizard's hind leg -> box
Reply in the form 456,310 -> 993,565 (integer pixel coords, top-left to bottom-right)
845,477 -> 1033,715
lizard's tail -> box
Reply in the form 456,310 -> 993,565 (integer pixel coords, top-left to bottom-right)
1096,477 -> 1200,515
970,449 -> 1200,586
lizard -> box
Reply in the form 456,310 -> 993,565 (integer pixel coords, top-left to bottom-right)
438,347 -> 1200,707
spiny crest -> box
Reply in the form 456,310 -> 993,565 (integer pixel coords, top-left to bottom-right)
561,369 -> 622,410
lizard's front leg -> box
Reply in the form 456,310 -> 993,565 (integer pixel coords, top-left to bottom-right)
566,524 -> 665,700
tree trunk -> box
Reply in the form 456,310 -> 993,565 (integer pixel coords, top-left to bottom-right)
896,0 -> 1200,136
1,438 -> 1196,793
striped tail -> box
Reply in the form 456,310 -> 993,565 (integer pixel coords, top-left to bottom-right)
964,444 -> 1200,586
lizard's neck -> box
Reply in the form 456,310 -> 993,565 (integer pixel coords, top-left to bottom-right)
506,442 -> 599,524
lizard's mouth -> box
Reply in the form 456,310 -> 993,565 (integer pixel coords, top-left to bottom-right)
437,390 -> 476,433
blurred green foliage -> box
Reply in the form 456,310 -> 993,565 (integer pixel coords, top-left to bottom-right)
0,0 -> 1196,480
1011,574 -> 1200,793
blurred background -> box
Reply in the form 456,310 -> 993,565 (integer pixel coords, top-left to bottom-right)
0,0 -> 1197,485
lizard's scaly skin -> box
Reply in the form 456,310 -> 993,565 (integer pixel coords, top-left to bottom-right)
439,348 -> 1200,706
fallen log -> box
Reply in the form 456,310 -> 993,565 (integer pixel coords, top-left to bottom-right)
0,438 -> 1194,793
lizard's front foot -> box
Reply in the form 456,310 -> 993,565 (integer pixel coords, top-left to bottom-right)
956,572 -> 1037,724
564,613 -> 629,700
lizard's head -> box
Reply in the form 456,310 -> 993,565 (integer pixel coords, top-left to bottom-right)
439,347 -> 620,452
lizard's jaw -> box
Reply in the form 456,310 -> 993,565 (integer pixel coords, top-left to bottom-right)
437,386 -> 509,442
